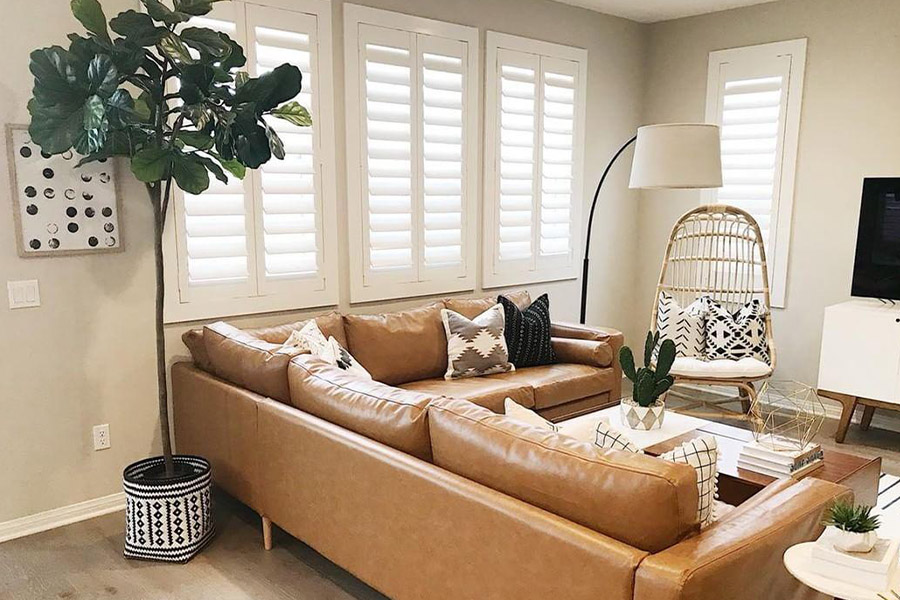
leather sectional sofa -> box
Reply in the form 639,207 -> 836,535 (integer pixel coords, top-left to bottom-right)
174,293 -> 846,600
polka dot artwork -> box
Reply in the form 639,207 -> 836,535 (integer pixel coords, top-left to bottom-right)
9,126 -> 121,256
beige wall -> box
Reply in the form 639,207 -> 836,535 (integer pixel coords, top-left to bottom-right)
637,0 -> 900,385
0,0 -> 645,522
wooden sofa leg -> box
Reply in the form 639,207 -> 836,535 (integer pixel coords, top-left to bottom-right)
262,516 -> 273,550
860,405 -> 875,431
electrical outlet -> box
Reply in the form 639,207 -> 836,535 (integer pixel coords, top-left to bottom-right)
93,424 -> 110,451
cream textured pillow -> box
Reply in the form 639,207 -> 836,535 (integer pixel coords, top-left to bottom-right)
282,319 -> 329,354
441,304 -> 514,379
503,398 -> 558,431
659,435 -> 719,528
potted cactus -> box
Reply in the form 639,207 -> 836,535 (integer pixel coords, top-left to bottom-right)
824,500 -> 880,553
619,332 -> 676,430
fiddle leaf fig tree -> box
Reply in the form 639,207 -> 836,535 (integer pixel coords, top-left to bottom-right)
28,0 -> 309,476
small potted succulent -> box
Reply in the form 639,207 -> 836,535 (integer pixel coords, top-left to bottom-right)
619,332 -> 675,430
824,500 -> 880,553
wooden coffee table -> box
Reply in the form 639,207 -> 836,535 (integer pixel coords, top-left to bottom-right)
644,420 -> 882,506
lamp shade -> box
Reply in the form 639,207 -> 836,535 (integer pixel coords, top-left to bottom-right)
628,123 -> 723,190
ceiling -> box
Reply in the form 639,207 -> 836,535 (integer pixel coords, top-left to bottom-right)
551,0 -> 781,23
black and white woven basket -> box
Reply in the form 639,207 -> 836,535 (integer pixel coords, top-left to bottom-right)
123,455 -> 214,563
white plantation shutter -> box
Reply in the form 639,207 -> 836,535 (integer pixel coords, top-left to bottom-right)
484,34 -> 587,288
175,7 -> 256,297
346,7 -> 477,302
705,40 -> 807,308
165,0 -> 338,322
247,7 -> 327,295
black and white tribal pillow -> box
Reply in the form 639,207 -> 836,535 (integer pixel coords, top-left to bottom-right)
441,304 -> 514,379
705,298 -> 770,364
499,293 -> 556,368
318,336 -> 372,379
655,292 -> 707,359
659,435 -> 719,528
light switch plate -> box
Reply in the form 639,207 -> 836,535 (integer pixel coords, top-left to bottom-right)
7,280 -> 40,309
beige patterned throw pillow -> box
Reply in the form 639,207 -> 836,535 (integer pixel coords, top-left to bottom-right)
441,304 -> 514,379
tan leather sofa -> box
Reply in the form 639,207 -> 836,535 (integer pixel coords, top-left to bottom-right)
182,291 -> 624,420
174,294 -> 846,600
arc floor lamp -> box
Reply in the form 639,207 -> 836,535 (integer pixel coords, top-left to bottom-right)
579,123 -> 724,324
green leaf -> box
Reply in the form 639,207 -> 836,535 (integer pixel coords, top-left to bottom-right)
219,38 -> 246,70
109,38 -> 145,77
643,331 -> 654,368
234,71 -> 249,89
180,27 -> 231,58
619,346 -> 636,381
28,98 -> 83,154
86,55 -> 118,98
655,339 -> 676,380
173,0 -> 224,16
211,154 -> 245,179
230,117 -> 271,168
71,0 -> 110,42
634,371 -> 656,408
263,123 -> 284,160
270,101 -> 311,127
82,94 -> 106,131
141,0 -> 189,25
30,46 -> 87,106
189,153 -> 227,183
106,88 -> 135,127
131,147 -> 172,182
172,153 -> 210,194
233,63 -> 302,113
157,32 -> 195,64
109,10 -> 167,46
133,91 -> 153,122
177,130 -> 214,150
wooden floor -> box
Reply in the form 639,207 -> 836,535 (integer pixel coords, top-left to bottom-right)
0,492 -> 387,600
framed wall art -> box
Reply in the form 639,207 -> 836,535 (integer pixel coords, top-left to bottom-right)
6,124 -> 123,257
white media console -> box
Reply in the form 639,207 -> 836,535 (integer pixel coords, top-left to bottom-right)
818,299 -> 900,442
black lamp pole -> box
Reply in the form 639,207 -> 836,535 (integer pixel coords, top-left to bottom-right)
579,134 -> 638,324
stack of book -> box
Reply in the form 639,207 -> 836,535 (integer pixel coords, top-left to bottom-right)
811,528 -> 899,593
737,435 -> 824,478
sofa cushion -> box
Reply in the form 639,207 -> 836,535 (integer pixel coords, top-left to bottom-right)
399,376 -> 534,413
288,355 -> 435,461
343,303 -> 447,385
486,364 -> 616,410
243,311 -> 347,347
203,322 -> 302,403
428,398 -> 700,553
182,328 -> 213,372
443,290 -> 531,320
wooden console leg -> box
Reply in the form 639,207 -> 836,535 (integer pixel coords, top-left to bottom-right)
828,392 -> 858,444
860,405 -> 875,431
262,516 -> 272,551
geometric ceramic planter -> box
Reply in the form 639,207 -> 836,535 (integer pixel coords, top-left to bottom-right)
830,527 -> 878,553
123,455 -> 214,563
621,396 -> 666,430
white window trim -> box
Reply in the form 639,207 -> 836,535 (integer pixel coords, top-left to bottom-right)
704,39 -> 807,309
163,0 -> 339,324
343,4 -> 479,303
482,32 -> 588,289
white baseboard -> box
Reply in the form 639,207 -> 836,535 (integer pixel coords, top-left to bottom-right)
673,383 -> 900,433
0,492 -> 125,544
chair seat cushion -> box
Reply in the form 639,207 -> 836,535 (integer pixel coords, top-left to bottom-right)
398,377 -> 534,413
670,357 -> 772,378
486,364 -> 616,410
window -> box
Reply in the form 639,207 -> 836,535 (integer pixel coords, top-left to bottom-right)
344,5 -> 478,302
164,0 -> 338,323
483,33 -> 587,288
705,39 -> 807,308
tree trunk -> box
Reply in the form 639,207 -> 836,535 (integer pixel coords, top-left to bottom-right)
151,183 -> 175,476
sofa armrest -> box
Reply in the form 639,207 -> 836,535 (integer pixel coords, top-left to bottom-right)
634,478 -> 850,600
551,322 -> 624,349
551,337 -> 613,368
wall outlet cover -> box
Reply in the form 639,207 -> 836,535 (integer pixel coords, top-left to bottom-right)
92,424 -> 110,451
7,280 -> 40,309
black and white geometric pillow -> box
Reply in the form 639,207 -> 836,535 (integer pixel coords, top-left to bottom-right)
705,298 -> 770,364
594,420 -> 642,454
655,292 -> 707,359
499,293 -> 556,368
318,336 -> 373,379
659,435 -> 719,527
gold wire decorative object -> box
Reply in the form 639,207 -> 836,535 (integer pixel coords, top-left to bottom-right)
749,380 -> 826,452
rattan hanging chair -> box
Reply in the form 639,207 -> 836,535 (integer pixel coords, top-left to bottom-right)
651,204 -> 776,413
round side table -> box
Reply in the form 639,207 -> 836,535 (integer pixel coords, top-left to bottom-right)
783,542 -> 899,600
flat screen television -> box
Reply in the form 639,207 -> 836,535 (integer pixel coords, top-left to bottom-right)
852,177 -> 900,300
